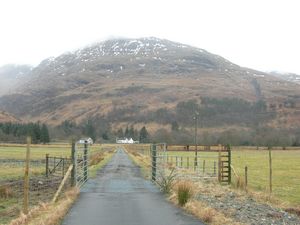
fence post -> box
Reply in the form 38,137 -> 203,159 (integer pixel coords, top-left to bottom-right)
23,136 -> 31,214
245,166 -> 248,192
227,144 -> 232,184
151,144 -> 157,182
214,161 -> 216,176
84,140 -> 88,182
218,149 -> 221,182
54,157 -> 56,173
71,140 -> 76,187
62,158 -> 65,177
269,148 -> 272,194
203,160 -> 206,174
46,154 -> 49,177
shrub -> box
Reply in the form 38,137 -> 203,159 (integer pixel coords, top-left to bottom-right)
157,168 -> 177,194
177,181 -> 194,206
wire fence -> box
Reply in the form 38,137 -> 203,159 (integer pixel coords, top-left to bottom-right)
0,141 -> 111,224
0,175 -> 68,224
46,155 -> 72,177
0,151 -> 73,223
127,144 -> 300,205
0,159 -> 45,167
126,144 -> 226,183
231,148 -> 300,205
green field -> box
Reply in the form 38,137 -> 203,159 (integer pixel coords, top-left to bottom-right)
2,143 -> 300,207
0,143 -> 115,224
0,143 -> 104,159
0,143 -> 105,180
132,145 -> 300,207
232,148 -> 300,206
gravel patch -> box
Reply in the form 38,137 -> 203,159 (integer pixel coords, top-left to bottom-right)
196,191 -> 300,225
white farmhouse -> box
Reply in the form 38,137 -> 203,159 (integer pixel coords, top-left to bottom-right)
116,138 -> 139,144
78,137 -> 94,145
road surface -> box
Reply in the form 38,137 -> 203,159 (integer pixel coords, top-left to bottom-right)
62,148 -> 205,225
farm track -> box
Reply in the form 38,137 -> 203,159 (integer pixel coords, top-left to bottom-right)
62,148 -> 204,225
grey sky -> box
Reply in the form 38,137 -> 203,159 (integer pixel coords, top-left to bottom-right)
0,0 -> 299,74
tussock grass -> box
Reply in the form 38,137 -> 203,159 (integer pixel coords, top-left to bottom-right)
176,180 -> 194,206
9,187 -> 79,225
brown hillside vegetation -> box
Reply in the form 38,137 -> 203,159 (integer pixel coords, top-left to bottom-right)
0,37 -> 299,130
0,111 -> 20,123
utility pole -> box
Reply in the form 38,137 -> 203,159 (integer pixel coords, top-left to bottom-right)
194,112 -> 199,167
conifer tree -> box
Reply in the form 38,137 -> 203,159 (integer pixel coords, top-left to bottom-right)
139,126 -> 149,143
41,124 -> 50,144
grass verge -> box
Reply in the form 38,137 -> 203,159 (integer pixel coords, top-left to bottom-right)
125,147 -> 151,179
89,149 -> 116,178
9,188 -> 79,225
3,146 -> 116,225
127,148 -> 245,225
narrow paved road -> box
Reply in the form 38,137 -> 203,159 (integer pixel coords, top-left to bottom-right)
62,148 -> 205,225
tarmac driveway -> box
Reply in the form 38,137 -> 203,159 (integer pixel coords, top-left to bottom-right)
62,147 -> 205,225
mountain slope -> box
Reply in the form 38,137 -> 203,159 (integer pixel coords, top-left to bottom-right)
0,111 -> 20,123
0,64 -> 32,96
269,71 -> 300,84
0,37 -> 299,129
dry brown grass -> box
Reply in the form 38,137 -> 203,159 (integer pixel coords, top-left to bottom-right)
125,147 -> 153,180
9,188 -> 79,225
184,200 -> 243,225
89,152 -> 104,166
285,207 -> 300,217
0,185 -> 13,199
168,181 -> 244,225
234,176 -> 246,190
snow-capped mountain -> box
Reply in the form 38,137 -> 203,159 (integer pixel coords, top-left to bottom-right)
268,71 -> 300,84
0,37 -> 299,127
33,37 -> 240,79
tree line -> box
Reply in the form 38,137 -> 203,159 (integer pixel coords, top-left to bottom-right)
104,97 -> 275,128
115,125 -> 149,143
54,120 -> 150,143
0,122 -> 50,144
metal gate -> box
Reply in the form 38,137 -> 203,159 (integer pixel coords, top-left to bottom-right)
150,144 -> 231,184
150,143 -> 167,183
71,140 -> 90,188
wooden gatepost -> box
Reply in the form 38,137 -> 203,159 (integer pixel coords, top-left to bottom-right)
218,144 -> 231,184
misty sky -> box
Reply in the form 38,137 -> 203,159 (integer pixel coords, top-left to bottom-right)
0,0 -> 299,74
